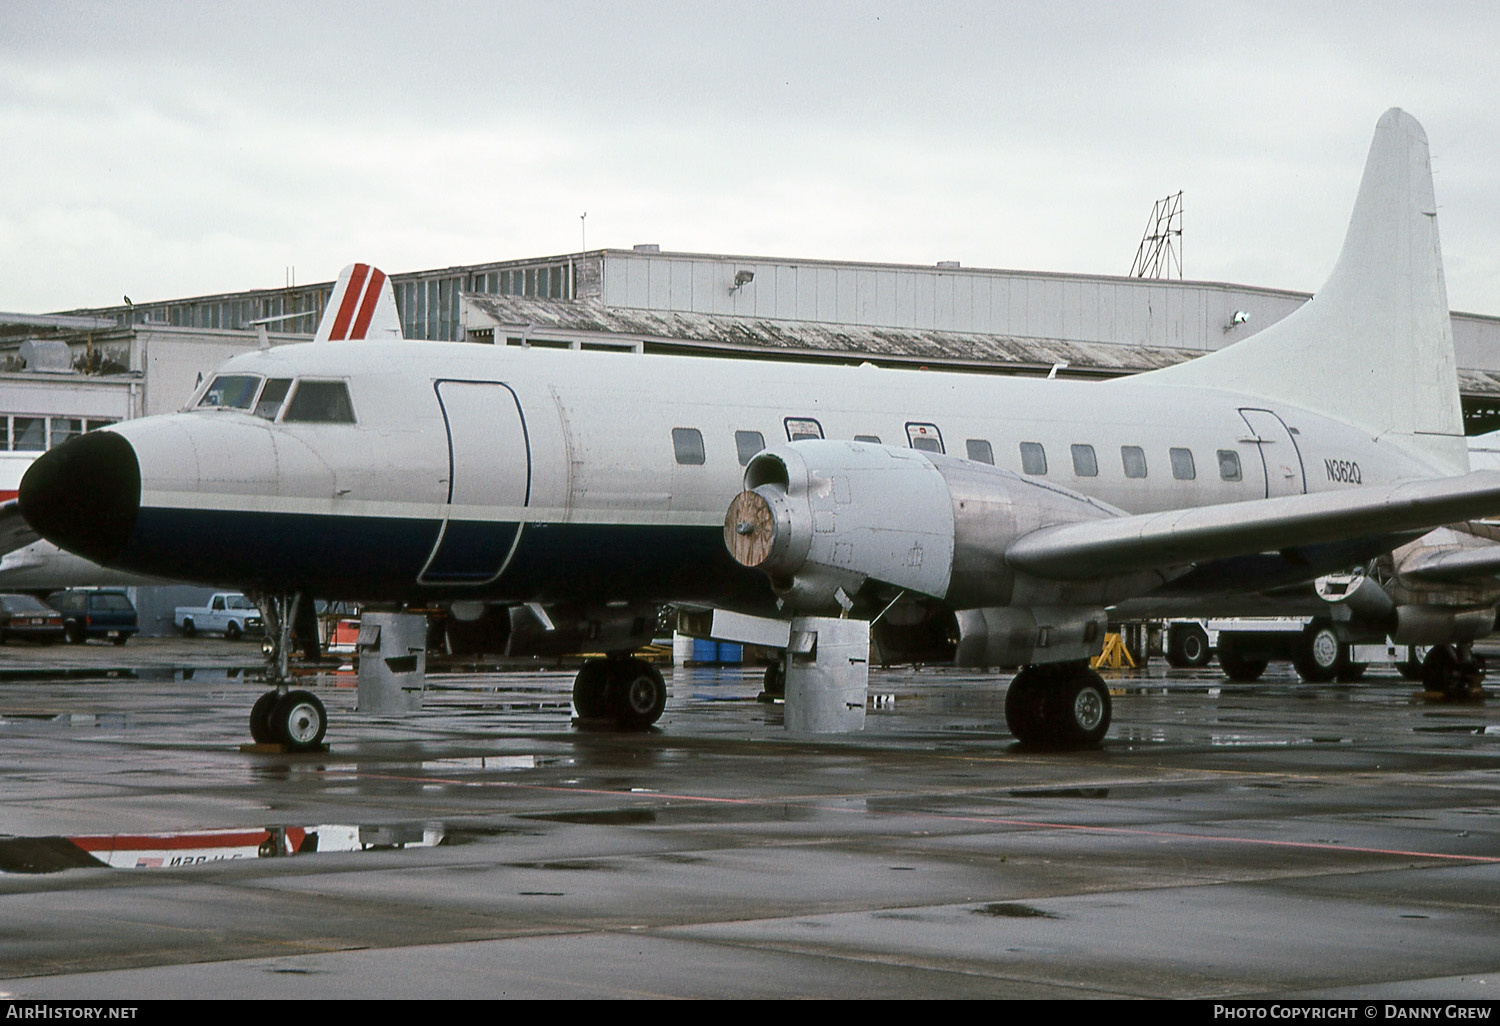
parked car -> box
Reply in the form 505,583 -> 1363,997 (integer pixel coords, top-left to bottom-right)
46,589 -> 138,645
175,593 -> 263,639
0,593 -> 65,644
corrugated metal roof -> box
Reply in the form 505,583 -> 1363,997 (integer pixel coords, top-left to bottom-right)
463,295 -> 1194,376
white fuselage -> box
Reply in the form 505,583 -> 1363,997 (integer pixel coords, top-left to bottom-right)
66,338 -> 1438,608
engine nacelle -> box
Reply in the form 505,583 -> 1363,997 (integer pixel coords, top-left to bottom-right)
723,440 -> 1142,614
1318,572 -> 1497,645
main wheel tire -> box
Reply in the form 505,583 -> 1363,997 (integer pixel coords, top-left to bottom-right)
763,659 -> 786,697
271,690 -> 327,750
181,619 -> 196,637
609,658 -> 667,730
1292,621 -> 1343,682
1047,668 -> 1112,749
225,621 -> 242,641
249,691 -> 280,744
1397,646 -> 1429,681
111,633 -> 128,646
572,659 -> 611,718
1166,624 -> 1212,669
1217,636 -> 1267,682
1004,668 -> 1049,746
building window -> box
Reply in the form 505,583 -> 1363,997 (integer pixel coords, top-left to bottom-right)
1218,450 -> 1243,481
1170,447 -> 1196,480
12,417 -> 44,450
1020,442 -> 1048,475
966,439 -> 994,465
49,418 -> 82,448
1071,444 -> 1098,477
734,430 -> 764,466
1121,445 -> 1147,479
672,427 -> 705,465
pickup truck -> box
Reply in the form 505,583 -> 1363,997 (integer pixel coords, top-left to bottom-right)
175,593 -> 263,639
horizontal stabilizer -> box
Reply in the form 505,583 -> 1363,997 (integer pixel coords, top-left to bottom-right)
315,263 -> 403,342
1006,472 -> 1500,581
1398,543 -> 1500,585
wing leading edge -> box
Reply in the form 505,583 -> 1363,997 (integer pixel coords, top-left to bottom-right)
1005,471 -> 1500,581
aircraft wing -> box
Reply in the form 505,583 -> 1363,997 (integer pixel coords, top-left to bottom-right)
1005,471 -> 1500,581
0,500 -> 40,558
1397,543 -> 1500,584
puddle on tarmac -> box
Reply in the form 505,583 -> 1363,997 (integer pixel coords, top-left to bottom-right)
972,902 -> 1060,919
1008,787 -> 1110,799
523,808 -> 659,826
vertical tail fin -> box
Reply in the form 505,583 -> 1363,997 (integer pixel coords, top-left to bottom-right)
1139,109 -> 1467,475
315,263 -> 403,342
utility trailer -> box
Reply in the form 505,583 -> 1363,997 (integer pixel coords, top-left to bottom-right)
1163,617 -> 1426,682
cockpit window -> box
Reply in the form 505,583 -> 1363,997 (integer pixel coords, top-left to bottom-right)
197,375 -> 262,410
282,380 -> 356,424
254,379 -> 293,420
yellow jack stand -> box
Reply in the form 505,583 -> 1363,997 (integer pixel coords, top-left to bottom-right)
1090,632 -> 1136,670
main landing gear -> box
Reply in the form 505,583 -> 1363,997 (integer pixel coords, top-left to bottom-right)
1004,661 -> 1112,750
1421,643 -> 1487,700
572,655 -> 667,730
246,593 -> 328,752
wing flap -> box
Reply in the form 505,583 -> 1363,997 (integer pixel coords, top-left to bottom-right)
1399,543 -> 1500,584
1006,471 -> 1500,581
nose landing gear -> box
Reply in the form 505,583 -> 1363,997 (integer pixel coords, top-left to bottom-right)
245,593 -> 329,752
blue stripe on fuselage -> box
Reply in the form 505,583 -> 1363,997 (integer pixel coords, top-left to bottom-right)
121,506 -> 776,607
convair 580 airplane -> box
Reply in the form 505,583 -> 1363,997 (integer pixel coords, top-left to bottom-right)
19,109 -> 1500,750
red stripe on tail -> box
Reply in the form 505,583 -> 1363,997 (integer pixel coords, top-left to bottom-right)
327,263 -> 370,341
348,267 -> 387,339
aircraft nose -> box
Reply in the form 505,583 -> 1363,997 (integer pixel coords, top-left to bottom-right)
18,430 -> 141,565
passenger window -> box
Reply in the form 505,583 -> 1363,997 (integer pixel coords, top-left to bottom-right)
966,439 -> 995,465
283,381 -> 356,423
198,374 -> 261,410
1071,444 -> 1098,477
784,417 -> 823,441
1121,445 -> 1147,479
907,423 -> 944,453
672,427 -> 706,465
854,434 -> 881,444
734,430 -> 765,466
1218,449 -> 1242,481
1170,447 -> 1196,480
1020,442 -> 1048,476
254,379 -> 293,420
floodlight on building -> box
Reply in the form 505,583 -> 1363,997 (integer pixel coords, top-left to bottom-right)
730,270 -> 755,295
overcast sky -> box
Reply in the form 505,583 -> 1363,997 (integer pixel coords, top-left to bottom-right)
3,1 -> 1498,315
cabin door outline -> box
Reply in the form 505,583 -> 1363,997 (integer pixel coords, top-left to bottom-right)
418,380 -> 532,586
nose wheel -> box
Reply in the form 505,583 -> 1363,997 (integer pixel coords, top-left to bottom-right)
245,592 -> 329,751
250,689 -> 328,750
